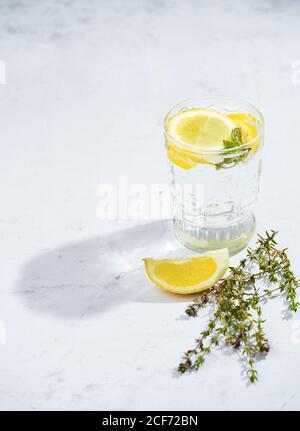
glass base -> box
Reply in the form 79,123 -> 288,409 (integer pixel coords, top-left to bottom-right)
173,214 -> 256,255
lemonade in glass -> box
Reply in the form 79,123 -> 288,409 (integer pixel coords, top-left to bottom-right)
164,96 -> 264,254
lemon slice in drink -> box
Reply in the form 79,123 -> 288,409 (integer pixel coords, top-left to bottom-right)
165,109 -> 236,169
227,112 -> 260,152
166,108 -> 236,150
143,249 -> 229,295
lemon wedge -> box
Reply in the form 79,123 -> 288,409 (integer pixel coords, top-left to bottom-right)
143,249 -> 229,294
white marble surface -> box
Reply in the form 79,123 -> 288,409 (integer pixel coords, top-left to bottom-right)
1,0 -> 300,411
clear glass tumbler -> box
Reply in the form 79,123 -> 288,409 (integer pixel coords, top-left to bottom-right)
164,96 -> 264,254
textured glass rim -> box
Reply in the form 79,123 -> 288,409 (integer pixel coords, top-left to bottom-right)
164,95 -> 264,155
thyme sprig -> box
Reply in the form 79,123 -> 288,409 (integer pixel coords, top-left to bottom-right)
178,231 -> 300,383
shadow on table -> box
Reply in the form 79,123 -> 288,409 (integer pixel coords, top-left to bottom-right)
15,220 -> 196,319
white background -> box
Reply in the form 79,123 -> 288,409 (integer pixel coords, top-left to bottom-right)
0,0 -> 300,410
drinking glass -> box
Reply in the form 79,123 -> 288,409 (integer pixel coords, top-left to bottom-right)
164,96 -> 264,254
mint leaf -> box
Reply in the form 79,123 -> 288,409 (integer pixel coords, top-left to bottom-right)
223,139 -> 239,149
216,127 -> 249,169
231,127 -> 242,144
